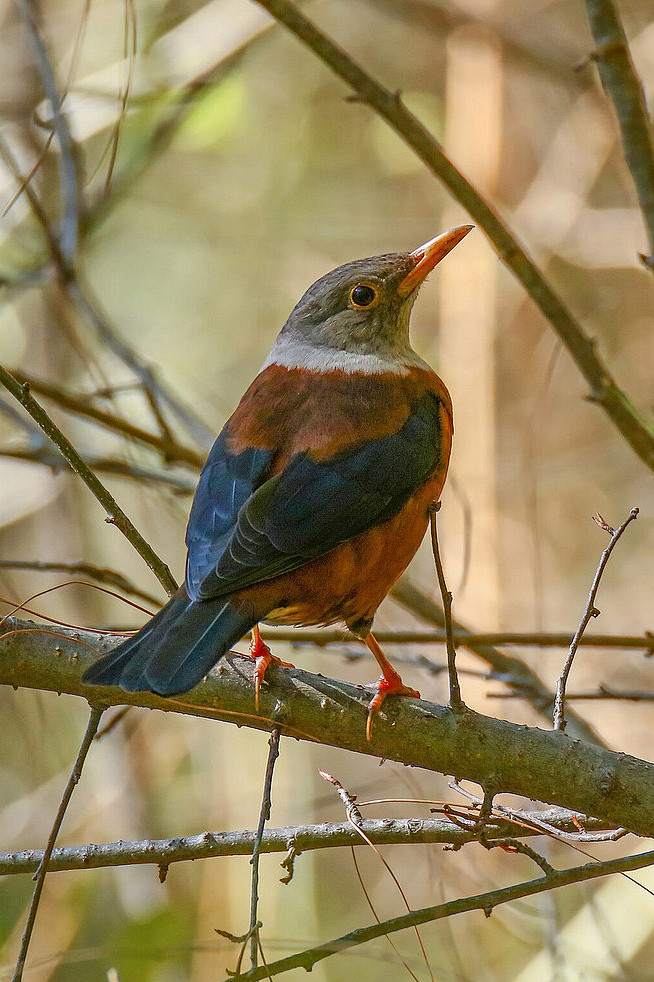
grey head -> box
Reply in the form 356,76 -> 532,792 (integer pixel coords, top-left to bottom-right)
264,226 -> 474,374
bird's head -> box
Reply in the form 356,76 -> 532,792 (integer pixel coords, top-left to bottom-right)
269,225 -> 473,373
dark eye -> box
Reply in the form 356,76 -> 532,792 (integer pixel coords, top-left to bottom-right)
349,284 -> 378,309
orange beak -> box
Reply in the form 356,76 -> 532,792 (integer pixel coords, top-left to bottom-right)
397,225 -> 474,298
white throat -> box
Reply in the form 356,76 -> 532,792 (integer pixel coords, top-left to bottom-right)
261,335 -> 431,376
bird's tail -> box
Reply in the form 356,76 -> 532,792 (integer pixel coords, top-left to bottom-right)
82,591 -> 256,696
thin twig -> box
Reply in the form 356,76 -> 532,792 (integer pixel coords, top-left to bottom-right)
429,504 -> 463,709
553,507 -> 639,731
11,705 -> 103,982
583,0 -> 654,265
252,0 -> 654,471
215,849 -> 654,981
249,729 -> 281,972
0,364 -> 177,595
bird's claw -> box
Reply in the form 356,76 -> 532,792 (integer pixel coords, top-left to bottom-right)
366,674 -> 420,741
249,633 -> 294,711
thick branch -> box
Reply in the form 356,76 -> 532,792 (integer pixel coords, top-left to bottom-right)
3,617 -> 654,838
253,0 -> 654,471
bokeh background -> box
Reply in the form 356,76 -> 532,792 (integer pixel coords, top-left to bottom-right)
1,0 -> 654,979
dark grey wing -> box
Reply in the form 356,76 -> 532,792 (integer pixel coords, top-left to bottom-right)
193,392 -> 444,599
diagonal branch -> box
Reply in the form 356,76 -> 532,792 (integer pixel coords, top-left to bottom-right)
252,0 -> 654,472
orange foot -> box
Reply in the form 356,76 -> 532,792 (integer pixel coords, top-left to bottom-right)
249,625 -> 294,711
366,672 -> 420,741
364,633 -> 419,741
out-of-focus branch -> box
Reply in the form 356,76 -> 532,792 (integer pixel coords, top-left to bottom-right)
0,445 -> 196,491
4,616 -> 654,837
217,848 -> 654,982
262,626 -> 654,653
15,0 -> 79,264
253,0 -> 654,472
0,365 -> 177,594
11,371 -> 204,468
583,0 -> 654,265
11,706 -> 103,982
0,559 -> 162,608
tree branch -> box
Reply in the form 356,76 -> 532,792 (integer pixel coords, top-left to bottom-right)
4,617 -> 654,837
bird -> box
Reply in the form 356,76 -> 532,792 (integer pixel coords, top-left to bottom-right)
83,225 -> 472,739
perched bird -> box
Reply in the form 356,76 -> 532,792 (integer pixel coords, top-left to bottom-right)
83,226 -> 472,738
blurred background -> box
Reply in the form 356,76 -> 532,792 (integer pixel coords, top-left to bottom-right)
1,0 -> 653,979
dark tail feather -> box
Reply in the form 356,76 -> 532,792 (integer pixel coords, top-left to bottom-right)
82,592 -> 256,696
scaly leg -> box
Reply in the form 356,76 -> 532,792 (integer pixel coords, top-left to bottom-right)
364,632 -> 420,741
249,625 -> 294,711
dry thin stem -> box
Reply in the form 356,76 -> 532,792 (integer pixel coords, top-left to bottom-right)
11,705 -> 103,982
248,729 -> 280,972
0,558 -> 163,608
0,364 -> 177,595
583,0 -> 654,265
553,507 -> 639,731
429,505 -> 462,709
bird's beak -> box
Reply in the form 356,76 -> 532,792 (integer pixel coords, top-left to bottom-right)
397,225 -> 474,298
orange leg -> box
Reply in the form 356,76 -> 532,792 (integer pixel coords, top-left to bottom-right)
364,633 -> 420,741
249,625 -> 294,711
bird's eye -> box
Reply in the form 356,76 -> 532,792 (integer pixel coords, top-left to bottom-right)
349,284 -> 378,309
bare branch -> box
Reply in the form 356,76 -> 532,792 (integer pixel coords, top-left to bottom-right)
0,809 -> 611,877
14,0 -> 79,264
10,371 -> 204,468
553,508 -> 639,730
429,504 -> 462,709
249,729 -> 280,971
